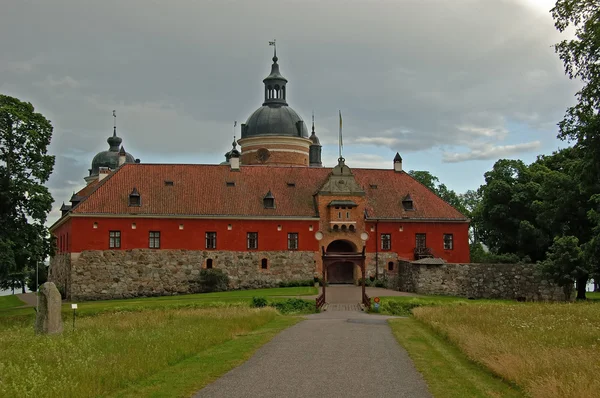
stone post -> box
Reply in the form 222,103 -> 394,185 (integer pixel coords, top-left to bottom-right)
35,282 -> 64,335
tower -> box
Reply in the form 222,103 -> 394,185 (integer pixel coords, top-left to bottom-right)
309,113 -> 322,167
238,49 -> 311,166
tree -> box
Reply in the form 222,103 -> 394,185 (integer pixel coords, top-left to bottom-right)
0,94 -> 55,292
540,235 -> 588,300
408,170 -> 469,215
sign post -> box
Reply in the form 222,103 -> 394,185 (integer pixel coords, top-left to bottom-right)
71,303 -> 78,331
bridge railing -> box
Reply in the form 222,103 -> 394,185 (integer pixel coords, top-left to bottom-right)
362,291 -> 371,310
315,293 -> 326,311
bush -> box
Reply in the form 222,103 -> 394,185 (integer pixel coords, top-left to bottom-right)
251,297 -> 267,308
197,269 -> 229,293
269,298 -> 314,314
277,280 -> 315,288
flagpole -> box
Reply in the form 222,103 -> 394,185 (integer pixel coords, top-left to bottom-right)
338,110 -> 343,159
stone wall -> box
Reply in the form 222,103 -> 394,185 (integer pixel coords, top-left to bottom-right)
397,261 -> 566,301
51,249 -> 315,301
48,253 -> 71,300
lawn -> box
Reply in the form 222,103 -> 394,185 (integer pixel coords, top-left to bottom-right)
412,302 -> 600,398
0,307 -> 299,397
0,286 -> 318,324
370,294 -> 508,316
0,294 -> 24,310
389,318 -> 523,398
588,291 -> 600,301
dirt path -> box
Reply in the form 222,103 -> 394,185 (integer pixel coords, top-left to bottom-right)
194,309 -> 431,398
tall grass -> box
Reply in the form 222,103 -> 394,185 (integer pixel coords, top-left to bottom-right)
0,307 -> 279,397
414,303 -> 600,398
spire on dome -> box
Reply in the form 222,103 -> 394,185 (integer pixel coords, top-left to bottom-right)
107,110 -> 122,151
263,41 -> 288,106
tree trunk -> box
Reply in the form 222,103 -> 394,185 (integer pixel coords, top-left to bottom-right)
575,277 -> 587,300
595,280 -> 599,292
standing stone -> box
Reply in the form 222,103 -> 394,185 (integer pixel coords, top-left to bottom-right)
35,282 -> 63,335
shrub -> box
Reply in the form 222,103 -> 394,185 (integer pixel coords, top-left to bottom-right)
278,280 -> 314,288
197,269 -> 229,293
251,297 -> 267,308
269,298 -> 314,314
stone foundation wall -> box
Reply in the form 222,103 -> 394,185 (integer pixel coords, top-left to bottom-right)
398,261 -> 566,301
48,253 -> 71,300
63,249 -> 315,301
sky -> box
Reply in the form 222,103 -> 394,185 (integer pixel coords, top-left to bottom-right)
0,0 -> 580,225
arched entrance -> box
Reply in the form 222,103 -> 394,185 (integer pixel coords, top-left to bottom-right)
325,240 -> 357,284
316,239 -> 370,310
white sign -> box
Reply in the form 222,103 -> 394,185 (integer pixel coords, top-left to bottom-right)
71,303 -> 78,309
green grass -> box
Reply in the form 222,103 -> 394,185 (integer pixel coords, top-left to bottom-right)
111,316 -> 299,397
413,302 -> 600,398
0,294 -> 25,310
370,295 -> 508,316
0,307 -> 296,397
0,287 -> 318,325
389,318 -> 523,398
588,291 -> 600,301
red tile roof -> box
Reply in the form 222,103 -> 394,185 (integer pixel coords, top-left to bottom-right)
70,164 -> 467,221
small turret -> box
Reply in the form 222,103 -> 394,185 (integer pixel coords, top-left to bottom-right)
309,113 -> 322,168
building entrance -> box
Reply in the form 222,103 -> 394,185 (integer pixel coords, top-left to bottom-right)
327,261 -> 354,284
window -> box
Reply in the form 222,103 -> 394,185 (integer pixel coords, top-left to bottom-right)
381,234 -> 391,250
128,188 -> 141,206
206,232 -> 216,249
263,191 -> 275,209
288,233 -> 298,250
149,231 -> 160,248
109,231 -> 121,249
338,212 -> 342,219
206,259 -> 213,269
346,211 -> 350,218
416,233 -> 426,249
247,232 -> 258,249
226,181 -> 235,187
388,261 -> 394,271
444,234 -> 454,250
402,194 -> 414,211
261,258 -> 268,269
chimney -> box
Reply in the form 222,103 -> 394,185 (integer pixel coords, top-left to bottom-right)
118,146 -> 127,166
393,152 -> 403,172
230,147 -> 241,171
99,167 -> 111,181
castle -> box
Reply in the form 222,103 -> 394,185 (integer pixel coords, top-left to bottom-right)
49,51 -> 470,301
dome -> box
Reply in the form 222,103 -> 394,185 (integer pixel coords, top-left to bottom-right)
90,132 -> 136,176
91,150 -> 135,175
243,105 -> 309,138
309,131 -> 320,145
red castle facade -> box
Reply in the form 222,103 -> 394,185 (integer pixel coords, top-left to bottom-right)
49,52 -> 469,300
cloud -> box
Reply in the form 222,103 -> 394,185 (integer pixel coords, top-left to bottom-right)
35,75 -> 81,89
442,141 -> 542,163
0,0 -> 579,224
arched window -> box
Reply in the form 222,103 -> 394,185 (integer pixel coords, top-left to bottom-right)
341,225 -> 347,231
388,261 -> 394,271
333,225 -> 339,231
349,225 -> 355,232
261,258 -> 268,269
206,259 -> 213,269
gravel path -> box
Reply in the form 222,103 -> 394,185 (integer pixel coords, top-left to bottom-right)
194,310 -> 432,398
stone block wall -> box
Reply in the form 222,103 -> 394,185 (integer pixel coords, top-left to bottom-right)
48,253 -> 71,299
51,249 -> 315,301
398,261 -> 566,301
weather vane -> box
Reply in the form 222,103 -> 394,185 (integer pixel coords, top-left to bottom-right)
269,39 -> 276,58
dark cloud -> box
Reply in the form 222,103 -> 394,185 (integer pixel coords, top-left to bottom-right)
0,0 -> 578,223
